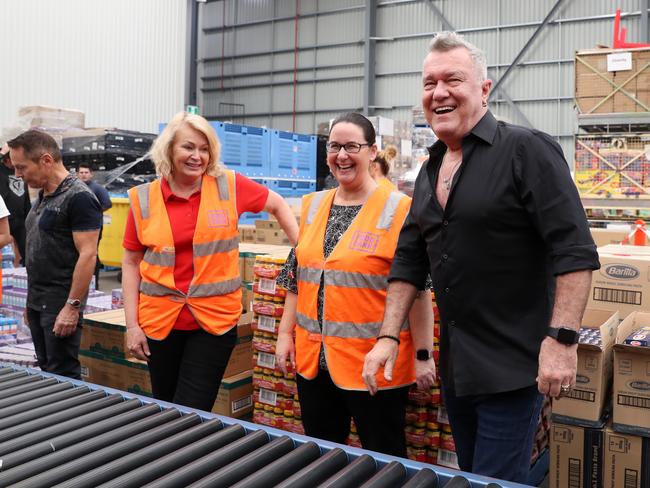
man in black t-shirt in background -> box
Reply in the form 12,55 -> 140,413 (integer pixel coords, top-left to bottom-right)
0,143 -> 32,265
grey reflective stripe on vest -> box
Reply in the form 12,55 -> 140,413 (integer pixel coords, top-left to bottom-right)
216,173 -> 229,200
324,319 -> 409,338
376,191 -> 404,230
306,191 -> 328,225
140,281 -> 184,297
297,266 -> 322,284
324,270 -> 387,290
296,313 -> 321,334
136,183 -> 151,220
143,249 -> 175,267
193,236 -> 239,257
188,277 -> 241,297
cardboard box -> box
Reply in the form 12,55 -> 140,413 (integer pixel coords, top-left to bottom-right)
552,309 -> 619,426
575,47 -> 650,114
241,282 -> 254,313
254,219 -> 281,231
588,245 -> 650,318
255,228 -> 291,246
549,422 -> 604,488
81,309 -> 129,358
211,370 -> 253,418
224,336 -> 253,377
239,224 -> 256,243
79,350 -> 152,397
613,311 -> 650,437
603,429 -> 650,488
590,227 -> 636,248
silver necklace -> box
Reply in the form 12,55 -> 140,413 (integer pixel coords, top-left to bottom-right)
441,158 -> 462,191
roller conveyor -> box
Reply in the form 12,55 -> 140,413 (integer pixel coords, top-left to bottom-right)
0,363 -> 532,488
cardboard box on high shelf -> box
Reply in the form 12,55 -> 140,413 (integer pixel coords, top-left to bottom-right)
552,309 -> 619,426
254,219 -> 282,231
588,245 -> 650,318
612,311 -> 650,437
549,422 -> 604,488
79,350 -> 152,397
211,369 -> 253,418
603,428 -> 650,488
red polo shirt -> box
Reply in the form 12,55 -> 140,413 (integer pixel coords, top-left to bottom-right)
123,173 -> 269,330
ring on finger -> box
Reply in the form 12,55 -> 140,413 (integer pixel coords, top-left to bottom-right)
560,383 -> 571,393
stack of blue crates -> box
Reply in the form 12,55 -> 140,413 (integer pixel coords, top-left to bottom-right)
158,120 -> 317,225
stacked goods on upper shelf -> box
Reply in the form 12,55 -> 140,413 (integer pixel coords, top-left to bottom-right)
3,105 -> 85,147
574,133 -> 650,199
575,47 -> 650,115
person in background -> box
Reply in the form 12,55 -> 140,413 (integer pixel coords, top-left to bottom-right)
0,193 -> 13,250
275,112 -> 436,458
122,111 -> 299,411
77,163 -> 112,288
371,144 -> 397,191
361,32 -> 599,483
8,130 -> 101,379
0,143 -> 33,266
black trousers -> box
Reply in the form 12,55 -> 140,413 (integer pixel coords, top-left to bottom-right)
296,369 -> 410,457
146,327 -> 237,411
27,308 -> 83,379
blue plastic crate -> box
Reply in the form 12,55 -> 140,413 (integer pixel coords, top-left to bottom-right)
212,122 -> 270,178
270,130 -> 317,180
263,178 -> 316,198
239,211 -> 269,226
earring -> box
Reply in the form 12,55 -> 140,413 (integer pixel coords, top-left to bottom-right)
482,100 -> 487,107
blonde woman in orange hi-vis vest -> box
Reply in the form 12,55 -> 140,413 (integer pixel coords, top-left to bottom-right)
371,144 -> 398,191
122,112 -> 298,411
275,113 -> 436,457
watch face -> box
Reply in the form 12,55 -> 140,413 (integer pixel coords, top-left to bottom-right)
416,349 -> 431,360
557,327 -> 578,344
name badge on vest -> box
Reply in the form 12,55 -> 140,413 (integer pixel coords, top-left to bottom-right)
348,230 -> 380,254
207,209 -> 229,228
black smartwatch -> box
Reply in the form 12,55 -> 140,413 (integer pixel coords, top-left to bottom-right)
547,326 -> 579,345
416,349 -> 432,361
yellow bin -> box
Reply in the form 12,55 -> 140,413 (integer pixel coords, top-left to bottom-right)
99,197 -> 130,267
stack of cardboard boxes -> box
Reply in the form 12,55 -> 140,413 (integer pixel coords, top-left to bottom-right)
549,245 -> 650,487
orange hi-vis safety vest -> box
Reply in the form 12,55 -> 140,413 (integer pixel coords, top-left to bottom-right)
128,171 -> 242,340
295,185 -> 415,390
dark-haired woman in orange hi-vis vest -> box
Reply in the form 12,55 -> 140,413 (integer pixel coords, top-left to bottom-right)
275,113 -> 436,458
122,111 -> 298,412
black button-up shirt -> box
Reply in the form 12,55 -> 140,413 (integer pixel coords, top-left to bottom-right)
389,111 -> 600,396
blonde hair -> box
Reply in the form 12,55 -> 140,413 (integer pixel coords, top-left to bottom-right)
149,111 -> 224,179
373,144 -> 398,177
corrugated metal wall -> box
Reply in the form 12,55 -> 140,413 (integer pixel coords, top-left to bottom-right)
198,0 -> 648,161
0,0 -> 188,137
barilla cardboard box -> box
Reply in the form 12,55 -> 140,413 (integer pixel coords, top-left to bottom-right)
211,369 -> 253,418
589,245 -> 650,318
603,428 -> 650,488
612,311 -> 650,437
549,422 -> 604,488
552,309 -> 619,426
